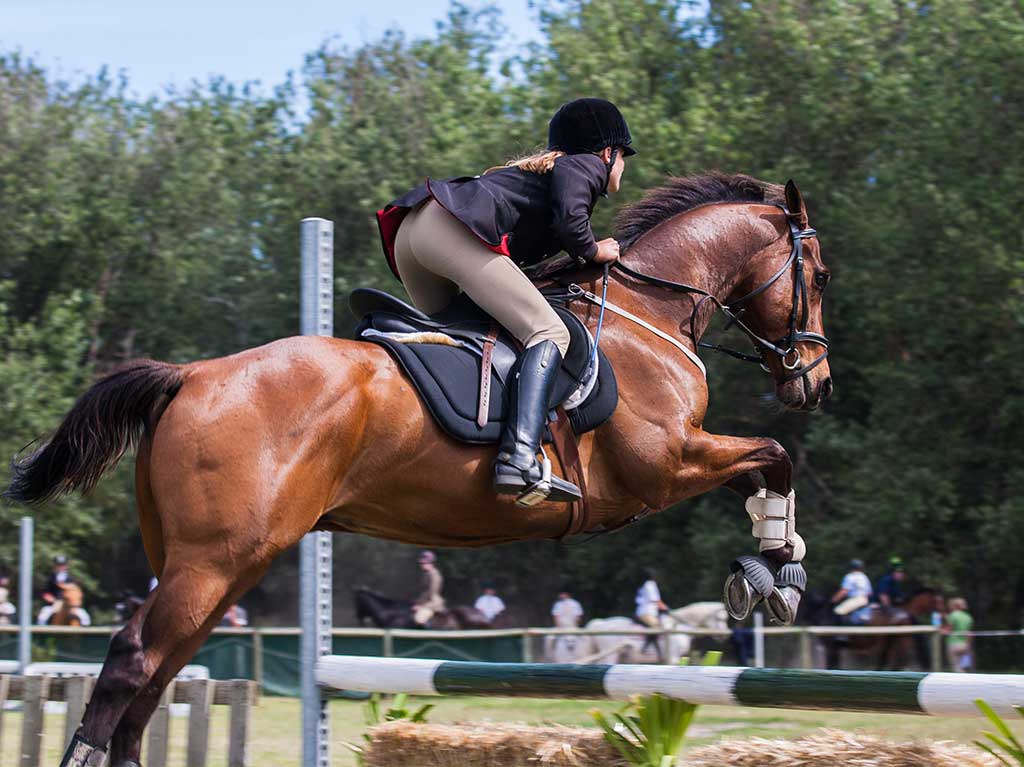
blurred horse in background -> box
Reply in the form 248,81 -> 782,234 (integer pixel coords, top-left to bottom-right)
353,587 -> 491,629
549,601 -> 729,664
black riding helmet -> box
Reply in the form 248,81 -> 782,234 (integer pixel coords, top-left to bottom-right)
547,98 -> 637,157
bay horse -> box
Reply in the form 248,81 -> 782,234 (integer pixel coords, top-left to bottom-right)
352,587 -> 491,629
806,588 -> 938,670
4,173 -> 832,767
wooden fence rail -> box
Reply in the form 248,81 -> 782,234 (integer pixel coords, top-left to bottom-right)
0,675 -> 257,767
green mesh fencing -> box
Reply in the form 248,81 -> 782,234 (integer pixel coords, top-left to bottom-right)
392,634 -> 523,662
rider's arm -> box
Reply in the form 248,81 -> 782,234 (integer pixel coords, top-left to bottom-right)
41,575 -> 58,603
831,588 -> 848,603
549,154 -> 606,264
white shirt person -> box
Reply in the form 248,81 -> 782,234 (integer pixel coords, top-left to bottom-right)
551,592 -> 584,628
474,588 -> 507,622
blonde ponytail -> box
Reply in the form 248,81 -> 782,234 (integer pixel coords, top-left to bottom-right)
484,149 -> 567,175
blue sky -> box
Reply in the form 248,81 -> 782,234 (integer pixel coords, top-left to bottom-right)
0,0 -> 541,97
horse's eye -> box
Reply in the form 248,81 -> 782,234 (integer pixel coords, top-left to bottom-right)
814,271 -> 830,289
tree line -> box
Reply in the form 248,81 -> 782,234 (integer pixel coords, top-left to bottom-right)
0,0 -> 1021,626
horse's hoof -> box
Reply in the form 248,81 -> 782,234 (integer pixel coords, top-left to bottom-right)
764,563 -> 807,626
58,735 -> 105,767
765,585 -> 801,625
723,554 -> 775,620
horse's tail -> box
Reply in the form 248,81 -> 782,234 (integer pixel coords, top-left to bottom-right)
3,360 -> 185,505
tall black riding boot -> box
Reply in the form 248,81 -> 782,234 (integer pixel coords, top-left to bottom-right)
493,340 -> 582,506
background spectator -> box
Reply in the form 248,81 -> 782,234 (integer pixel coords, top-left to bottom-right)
0,575 -> 14,625
946,597 -> 974,672
220,603 -> 249,627
473,584 -> 506,623
551,588 -> 583,629
930,594 -> 947,630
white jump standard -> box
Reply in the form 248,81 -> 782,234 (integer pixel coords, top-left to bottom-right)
316,656 -> 1024,718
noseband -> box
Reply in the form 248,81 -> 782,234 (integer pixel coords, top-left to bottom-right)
613,205 -> 829,384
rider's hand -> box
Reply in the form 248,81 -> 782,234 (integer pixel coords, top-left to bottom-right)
593,238 -> 620,264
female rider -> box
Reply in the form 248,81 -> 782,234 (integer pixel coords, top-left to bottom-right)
376,98 -> 634,506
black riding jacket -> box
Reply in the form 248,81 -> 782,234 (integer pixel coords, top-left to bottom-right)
376,153 -> 609,279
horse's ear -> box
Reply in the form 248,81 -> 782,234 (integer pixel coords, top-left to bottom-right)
784,179 -> 809,227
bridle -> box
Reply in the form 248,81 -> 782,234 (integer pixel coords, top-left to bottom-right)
613,205 -> 829,384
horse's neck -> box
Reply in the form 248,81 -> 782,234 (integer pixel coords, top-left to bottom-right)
364,591 -> 403,609
671,602 -> 725,627
905,592 -> 932,614
615,206 -> 768,339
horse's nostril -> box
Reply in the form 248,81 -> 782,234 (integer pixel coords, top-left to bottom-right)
820,377 -> 833,400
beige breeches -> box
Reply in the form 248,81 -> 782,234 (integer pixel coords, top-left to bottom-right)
394,200 -> 571,355
637,613 -> 661,628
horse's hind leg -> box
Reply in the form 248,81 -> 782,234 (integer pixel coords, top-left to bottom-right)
110,560 -> 269,766
61,562 -> 260,766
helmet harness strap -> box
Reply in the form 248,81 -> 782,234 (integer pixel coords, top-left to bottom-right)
600,146 -> 619,197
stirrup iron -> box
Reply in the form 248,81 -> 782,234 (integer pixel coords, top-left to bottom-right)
516,454 -> 553,507
513,448 -> 581,506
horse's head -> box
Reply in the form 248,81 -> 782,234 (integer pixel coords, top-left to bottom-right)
352,586 -> 374,624
58,582 -> 83,608
729,180 -> 832,411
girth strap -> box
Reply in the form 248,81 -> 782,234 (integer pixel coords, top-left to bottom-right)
549,408 -> 593,538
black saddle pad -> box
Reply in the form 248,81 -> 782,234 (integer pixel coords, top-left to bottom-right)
351,288 -> 618,444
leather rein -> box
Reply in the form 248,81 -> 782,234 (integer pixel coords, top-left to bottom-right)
612,205 -> 829,384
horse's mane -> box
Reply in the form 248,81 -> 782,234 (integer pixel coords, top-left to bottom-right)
616,172 -> 785,250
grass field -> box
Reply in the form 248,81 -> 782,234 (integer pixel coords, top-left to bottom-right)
4,693 -> 1022,766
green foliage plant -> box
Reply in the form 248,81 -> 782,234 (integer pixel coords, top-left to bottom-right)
974,699 -> 1024,765
591,651 -> 722,767
343,692 -> 434,764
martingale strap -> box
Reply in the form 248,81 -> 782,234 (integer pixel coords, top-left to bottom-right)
569,285 -> 708,378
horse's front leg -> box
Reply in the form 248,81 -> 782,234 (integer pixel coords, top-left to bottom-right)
672,430 -> 806,627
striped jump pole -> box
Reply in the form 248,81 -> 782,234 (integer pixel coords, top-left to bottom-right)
316,656 -> 1024,718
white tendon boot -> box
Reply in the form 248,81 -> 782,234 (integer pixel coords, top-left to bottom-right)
723,489 -> 807,625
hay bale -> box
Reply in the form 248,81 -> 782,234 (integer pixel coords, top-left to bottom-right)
362,720 -> 630,767
686,728 -> 999,767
